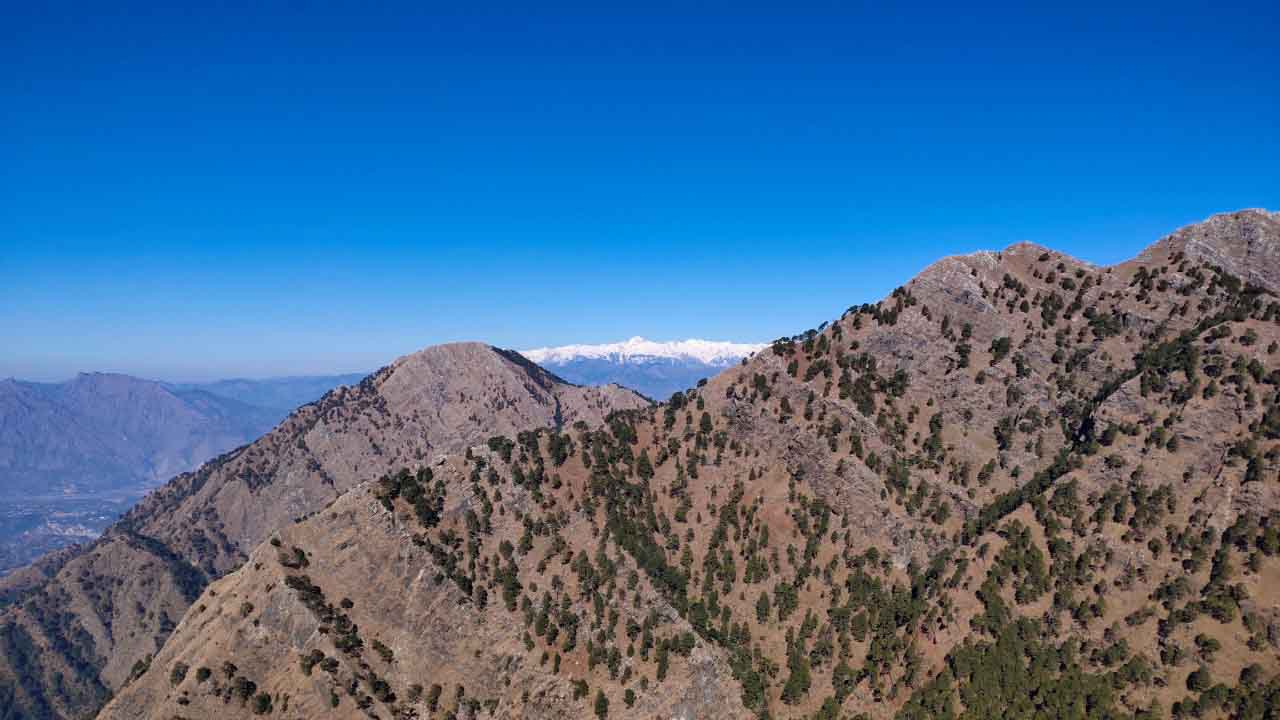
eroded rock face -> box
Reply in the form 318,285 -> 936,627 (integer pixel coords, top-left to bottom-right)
0,344 -> 647,720
1140,209 -> 1280,292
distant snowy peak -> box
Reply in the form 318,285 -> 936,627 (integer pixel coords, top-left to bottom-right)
519,338 -> 766,399
522,337 -> 766,366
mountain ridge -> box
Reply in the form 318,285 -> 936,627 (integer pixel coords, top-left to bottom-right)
93,209 -> 1280,720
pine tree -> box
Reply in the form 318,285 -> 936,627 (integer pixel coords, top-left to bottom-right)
594,689 -> 609,719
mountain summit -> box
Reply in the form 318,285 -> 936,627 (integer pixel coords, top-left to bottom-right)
523,337 -> 766,398
0,343 -> 648,720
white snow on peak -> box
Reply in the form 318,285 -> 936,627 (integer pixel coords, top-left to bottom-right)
522,337 -> 766,366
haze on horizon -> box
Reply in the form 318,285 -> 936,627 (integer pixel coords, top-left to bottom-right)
3,2 -> 1276,382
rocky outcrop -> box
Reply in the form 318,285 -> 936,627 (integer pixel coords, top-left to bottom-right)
1139,208 -> 1280,291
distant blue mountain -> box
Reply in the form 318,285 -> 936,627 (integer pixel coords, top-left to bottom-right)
0,371 -> 365,575
0,371 -> 364,500
170,373 -> 367,414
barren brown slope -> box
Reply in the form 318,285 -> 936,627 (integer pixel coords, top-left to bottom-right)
0,343 -> 647,720
103,210 -> 1280,720
100,457 -> 749,720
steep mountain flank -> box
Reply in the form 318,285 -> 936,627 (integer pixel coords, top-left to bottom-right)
99,210 -> 1280,720
1139,209 -> 1280,293
100,458 -> 748,720
0,344 -> 647,720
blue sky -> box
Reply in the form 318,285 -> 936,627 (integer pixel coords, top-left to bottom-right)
3,1 -> 1277,381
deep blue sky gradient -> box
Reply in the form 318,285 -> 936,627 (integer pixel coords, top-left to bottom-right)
3,1 -> 1277,380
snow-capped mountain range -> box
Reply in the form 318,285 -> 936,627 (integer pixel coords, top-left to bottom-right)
521,337 -> 766,399
521,337 -> 765,366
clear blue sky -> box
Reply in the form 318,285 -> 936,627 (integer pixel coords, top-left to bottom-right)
3,1 -> 1276,381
